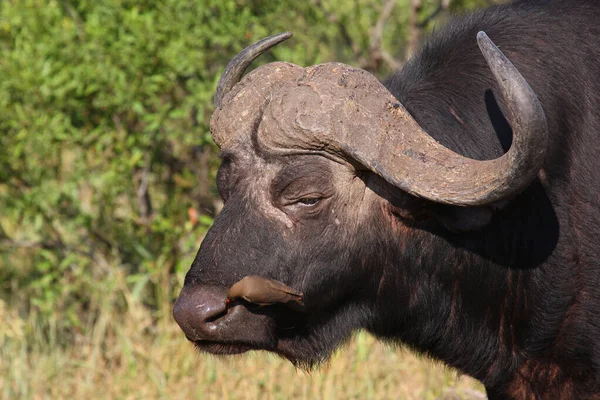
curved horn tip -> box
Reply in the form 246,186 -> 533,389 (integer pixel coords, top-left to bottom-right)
476,31 -> 499,54
273,31 -> 293,41
213,31 -> 294,109
476,31 -> 489,42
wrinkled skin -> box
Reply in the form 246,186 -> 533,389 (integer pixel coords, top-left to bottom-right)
175,0 -> 600,398
180,148 -> 389,364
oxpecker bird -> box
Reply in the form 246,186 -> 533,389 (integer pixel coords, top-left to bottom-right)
226,275 -> 304,309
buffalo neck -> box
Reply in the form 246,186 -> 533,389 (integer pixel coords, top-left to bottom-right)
368,186 -> 563,388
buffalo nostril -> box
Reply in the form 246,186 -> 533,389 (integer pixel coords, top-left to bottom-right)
204,306 -> 228,323
173,285 -> 228,340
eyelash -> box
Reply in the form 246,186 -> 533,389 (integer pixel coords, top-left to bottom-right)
297,197 -> 321,206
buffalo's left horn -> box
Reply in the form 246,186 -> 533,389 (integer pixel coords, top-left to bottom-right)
214,32 -> 293,109
343,31 -> 548,206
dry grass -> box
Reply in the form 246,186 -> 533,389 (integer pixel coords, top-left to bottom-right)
0,296 -> 486,400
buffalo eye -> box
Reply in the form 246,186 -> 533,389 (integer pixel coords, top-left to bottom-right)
270,157 -> 335,215
283,194 -> 326,218
296,197 -> 321,206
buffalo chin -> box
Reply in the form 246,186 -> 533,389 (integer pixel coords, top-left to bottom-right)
191,322 -> 347,371
192,340 -> 264,355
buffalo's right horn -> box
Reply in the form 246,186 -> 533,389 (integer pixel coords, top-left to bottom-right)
214,32 -> 293,109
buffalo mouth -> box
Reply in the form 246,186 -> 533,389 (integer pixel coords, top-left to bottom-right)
188,302 -> 302,354
188,303 -> 279,355
174,284 -> 313,364
173,287 -> 295,349
174,284 -> 358,370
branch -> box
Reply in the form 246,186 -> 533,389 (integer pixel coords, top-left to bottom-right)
370,0 -> 397,53
381,50 -> 403,70
339,23 -> 362,59
361,0 -> 402,72
406,0 -> 423,59
61,1 -> 86,39
38,207 -> 67,253
312,0 -> 363,61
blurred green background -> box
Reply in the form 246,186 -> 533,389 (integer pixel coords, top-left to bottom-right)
0,0 -> 501,398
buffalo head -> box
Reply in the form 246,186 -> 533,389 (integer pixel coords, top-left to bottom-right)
173,32 -> 548,367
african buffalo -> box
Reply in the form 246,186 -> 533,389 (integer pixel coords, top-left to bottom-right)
173,0 -> 600,398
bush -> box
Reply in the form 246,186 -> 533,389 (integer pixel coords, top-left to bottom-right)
0,0 -> 491,342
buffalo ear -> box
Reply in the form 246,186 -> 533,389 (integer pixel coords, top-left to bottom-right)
388,197 -> 495,232
372,173 -> 495,232
431,205 -> 494,232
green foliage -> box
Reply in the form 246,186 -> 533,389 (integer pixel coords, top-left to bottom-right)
0,0 -> 496,342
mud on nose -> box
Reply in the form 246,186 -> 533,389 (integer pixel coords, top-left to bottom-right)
172,285 -> 228,341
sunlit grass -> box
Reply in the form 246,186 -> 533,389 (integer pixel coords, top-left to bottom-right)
0,296 -> 485,400
0,245 -> 485,399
